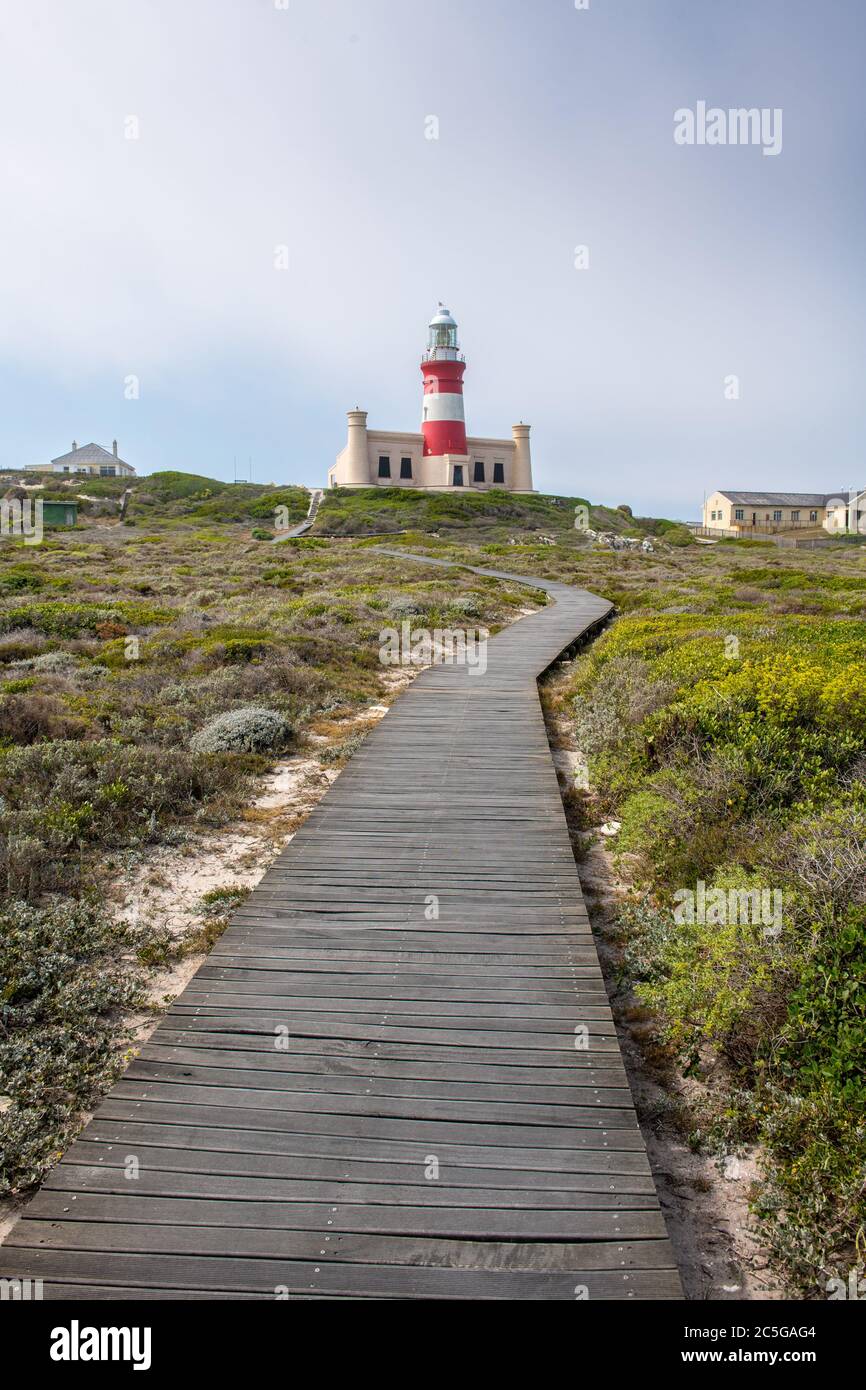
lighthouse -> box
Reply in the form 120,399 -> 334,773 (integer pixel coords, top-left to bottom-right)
330,304 -> 533,492
420,304 -> 467,459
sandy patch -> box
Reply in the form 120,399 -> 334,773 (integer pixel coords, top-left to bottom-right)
116,753 -> 336,1026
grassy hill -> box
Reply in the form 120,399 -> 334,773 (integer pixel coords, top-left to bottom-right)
4,469 -> 310,531
313,485 -> 694,544
5,469 -> 694,545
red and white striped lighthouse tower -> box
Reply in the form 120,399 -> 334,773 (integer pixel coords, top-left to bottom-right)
420,304 -> 468,458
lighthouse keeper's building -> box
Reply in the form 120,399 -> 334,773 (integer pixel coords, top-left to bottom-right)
329,306 -> 533,493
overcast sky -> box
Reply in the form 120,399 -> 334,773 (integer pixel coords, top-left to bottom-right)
1,0 -> 864,518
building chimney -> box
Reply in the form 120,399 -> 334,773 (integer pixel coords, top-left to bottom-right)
112,439 -> 118,457
72,440 -> 77,451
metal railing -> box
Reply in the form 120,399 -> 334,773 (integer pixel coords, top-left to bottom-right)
691,522 -> 826,538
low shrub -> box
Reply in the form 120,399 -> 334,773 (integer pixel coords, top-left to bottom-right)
449,594 -> 481,617
0,897 -> 146,1193
189,705 -> 292,755
14,650 -> 78,674
387,595 -> 425,618
0,693 -> 94,745
0,600 -> 173,638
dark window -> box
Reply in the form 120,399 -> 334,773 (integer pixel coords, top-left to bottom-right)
400,457 -> 412,479
734,508 -> 744,521
773,510 -> 782,522
378,456 -> 391,478
100,466 -> 116,477
473,460 -> 485,482
810,510 -> 817,521
493,462 -> 504,484
452,465 -> 464,487
791,510 -> 800,521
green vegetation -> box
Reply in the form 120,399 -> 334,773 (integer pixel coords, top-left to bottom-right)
0,599 -> 172,637
1,469 -> 311,531
313,485 -> 692,543
563,578 -> 866,1292
123,475 -> 311,528
0,898 -> 147,1191
180,885 -> 253,956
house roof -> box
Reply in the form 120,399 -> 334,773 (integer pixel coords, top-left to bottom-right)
716,491 -> 831,507
51,442 -> 134,470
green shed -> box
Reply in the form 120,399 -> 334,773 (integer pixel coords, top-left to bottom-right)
40,500 -> 78,527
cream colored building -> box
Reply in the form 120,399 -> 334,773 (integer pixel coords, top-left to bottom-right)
824,490 -> 866,533
703,490 -> 831,535
329,412 -> 533,492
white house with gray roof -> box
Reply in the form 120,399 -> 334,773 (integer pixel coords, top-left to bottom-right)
26,441 -> 136,479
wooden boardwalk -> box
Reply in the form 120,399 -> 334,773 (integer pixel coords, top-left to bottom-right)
0,555 -> 682,1299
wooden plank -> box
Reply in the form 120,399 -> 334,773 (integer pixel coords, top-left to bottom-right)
0,1247 -> 682,1299
42,1164 -> 661,1210
7,1220 -> 677,1270
93,1097 -> 648,1149
128,1056 -> 632,1101
61,1142 -> 656,1193
141,1030 -> 629,1080
19,1189 -> 671,1241
107,1079 -> 638,1129
158,1014 -> 624,1051
77,1119 -> 653,1173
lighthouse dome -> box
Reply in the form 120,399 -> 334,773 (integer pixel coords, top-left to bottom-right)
429,304 -> 457,327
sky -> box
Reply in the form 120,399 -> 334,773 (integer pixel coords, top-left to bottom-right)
0,0 -> 864,519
